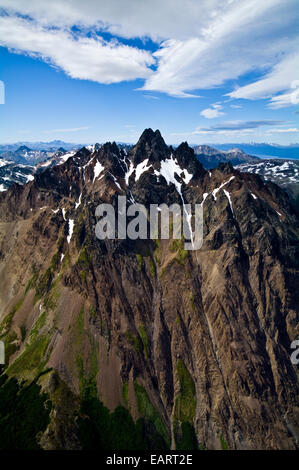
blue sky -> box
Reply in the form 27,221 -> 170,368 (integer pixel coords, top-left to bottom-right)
0,0 -> 298,145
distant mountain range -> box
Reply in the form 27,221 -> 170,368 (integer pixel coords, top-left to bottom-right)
1,141 -> 298,160
211,143 -> 299,160
0,141 -> 78,153
193,145 -> 260,168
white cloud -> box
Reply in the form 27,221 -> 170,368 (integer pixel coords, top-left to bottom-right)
201,103 -> 225,119
0,0 -> 298,101
228,53 -> 299,106
201,109 -> 221,119
141,0 -> 299,97
171,119 -> 287,139
0,0 -> 235,41
0,15 -> 154,84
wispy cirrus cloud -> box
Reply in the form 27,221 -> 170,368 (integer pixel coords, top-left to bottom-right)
43,126 -> 91,133
140,0 -> 299,100
205,120 -> 285,131
265,128 -> 299,134
171,120 -> 286,138
228,54 -> 299,107
0,0 -> 298,105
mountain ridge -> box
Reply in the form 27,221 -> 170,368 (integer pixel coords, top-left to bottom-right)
0,129 -> 298,450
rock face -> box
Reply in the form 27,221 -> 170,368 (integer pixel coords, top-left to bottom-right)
0,129 -> 298,450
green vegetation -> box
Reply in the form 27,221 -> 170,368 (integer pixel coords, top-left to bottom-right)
153,239 -> 162,266
149,257 -> 156,276
3,331 -> 18,365
125,330 -> 142,354
0,297 -> 25,337
35,267 -> 53,301
138,324 -> 150,359
170,238 -> 188,265
219,433 -> 228,450
174,359 -> 196,423
78,247 -> 92,268
0,373 -> 52,449
78,380 -> 162,450
74,213 -> 86,248
75,306 -> 99,395
173,360 -> 200,450
7,334 -> 50,377
134,382 -> 170,448
122,381 -> 129,407
77,247 -> 92,283
29,311 -> 46,343
174,421 -> 199,450
34,248 -> 64,302
89,306 -> 96,319
77,306 -> 84,335
20,324 -> 27,341
25,272 -> 38,294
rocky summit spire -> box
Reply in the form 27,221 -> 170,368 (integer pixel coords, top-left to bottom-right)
131,128 -> 170,164
175,141 -> 206,178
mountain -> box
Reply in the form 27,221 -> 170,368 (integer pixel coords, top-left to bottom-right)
0,140 -> 79,154
0,129 -> 298,450
0,157 -> 35,191
193,145 -> 259,169
213,143 -> 299,160
0,149 -> 76,191
0,146 -> 61,166
235,159 -> 299,212
35,150 -> 77,173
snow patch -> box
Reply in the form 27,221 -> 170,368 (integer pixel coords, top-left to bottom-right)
212,176 -> 235,201
58,151 -> 75,164
135,159 -> 151,181
67,219 -> 74,244
75,193 -> 82,209
160,154 -> 193,187
93,161 -> 105,182
201,193 -> 209,206
223,189 -> 234,215
125,161 -> 135,185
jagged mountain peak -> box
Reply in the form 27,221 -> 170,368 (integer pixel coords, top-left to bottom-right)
175,141 -> 205,178
100,141 -> 120,156
130,128 -> 169,164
